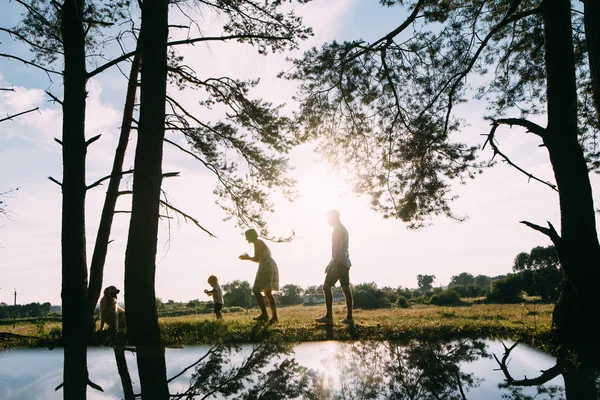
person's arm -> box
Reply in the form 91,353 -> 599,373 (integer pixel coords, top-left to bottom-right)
239,241 -> 264,263
331,228 -> 343,263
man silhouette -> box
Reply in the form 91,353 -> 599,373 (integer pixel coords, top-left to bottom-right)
316,209 -> 353,324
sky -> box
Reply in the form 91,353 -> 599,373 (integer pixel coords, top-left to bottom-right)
1,0 -> 599,306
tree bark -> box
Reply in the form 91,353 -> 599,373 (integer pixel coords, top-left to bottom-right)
124,0 -> 170,398
562,368 -> 598,400
60,0 -> 90,398
542,0 -> 600,368
87,50 -> 141,332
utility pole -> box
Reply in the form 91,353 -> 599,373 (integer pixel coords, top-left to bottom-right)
12,288 -> 16,328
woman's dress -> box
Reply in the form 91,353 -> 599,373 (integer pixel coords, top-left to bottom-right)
252,243 -> 279,292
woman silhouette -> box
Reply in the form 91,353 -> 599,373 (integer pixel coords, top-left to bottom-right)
239,229 -> 279,323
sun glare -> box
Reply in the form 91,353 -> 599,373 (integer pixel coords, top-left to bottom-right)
295,166 -> 350,214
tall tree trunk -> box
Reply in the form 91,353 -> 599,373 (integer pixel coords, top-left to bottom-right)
584,0 -> 600,124
60,0 -> 90,398
124,0 -> 170,398
542,0 -> 600,371
87,50 -> 141,332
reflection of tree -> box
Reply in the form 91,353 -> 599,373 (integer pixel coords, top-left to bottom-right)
492,341 -> 595,400
327,339 -> 489,400
172,342 -> 326,400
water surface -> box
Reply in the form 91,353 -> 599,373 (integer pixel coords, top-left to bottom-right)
0,339 -> 564,399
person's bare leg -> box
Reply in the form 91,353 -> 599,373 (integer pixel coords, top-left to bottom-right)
264,291 -> 278,323
341,285 -> 353,320
323,283 -> 333,319
253,291 -> 268,320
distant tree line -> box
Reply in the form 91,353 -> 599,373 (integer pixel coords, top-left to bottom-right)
156,245 -> 560,312
4,245 -> 559,320
0,302 -> 52,319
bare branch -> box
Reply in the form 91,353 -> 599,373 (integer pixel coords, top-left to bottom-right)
85,134 -> 102,147
87,379 -> 104,392
0,53 -> 62,76
494,118 -> 546,138
167,346 -> 218,383
54,137 -> 63,145
87,34 -> 293,78
48,176 -> 62,186
483,122 -> 558,191
0,107 -> 39,123
45,90 -> 63,105
520,220 -> 561,243
118,189 -> 215,237
87,169 -> 134,190
493,341 -> 563,386
159,200 -> 217,238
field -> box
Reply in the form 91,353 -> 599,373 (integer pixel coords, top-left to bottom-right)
0,302 -> 554,351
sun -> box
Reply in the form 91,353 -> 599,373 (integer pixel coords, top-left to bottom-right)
294,165 -> 350,214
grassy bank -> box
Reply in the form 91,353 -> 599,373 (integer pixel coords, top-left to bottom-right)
0,302 -> 554,351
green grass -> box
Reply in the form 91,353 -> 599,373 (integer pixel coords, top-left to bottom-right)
0,302 -> 554,351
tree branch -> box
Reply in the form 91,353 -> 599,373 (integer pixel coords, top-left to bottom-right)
85,134 -> 102,147
159,199 -> 217,238
0,53 -> 62,76
167,346 -> 218,383
340,0 -> 427,66
482,122 -> 557,191
520,220 -> 561,244
48,176 -> 62,186
493,341 -> 563,386
87,34 -> 293,78
87,169 -> 134,191
493,118 -> 546,138
45,90 -> 63,105
0,107 -> 39,123
117,187 -> 213,236
0,27 -> 64,55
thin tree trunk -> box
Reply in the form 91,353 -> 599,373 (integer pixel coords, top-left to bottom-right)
60,0 -> 90,398
124,0 -> 170,398
87,50 -> 141,332
542,0 -> 600,366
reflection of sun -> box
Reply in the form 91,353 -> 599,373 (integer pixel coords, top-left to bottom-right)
295,166 -> 349,213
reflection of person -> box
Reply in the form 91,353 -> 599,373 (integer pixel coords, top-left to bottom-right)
239,229 -> 279,323
204,275 -> 224,319
316,209 -> 353,324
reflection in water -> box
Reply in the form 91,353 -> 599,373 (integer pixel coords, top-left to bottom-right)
172,342 -> 326,399
0,339 -> 576,399
325,340 -> 489,399
169,339 -> 566,400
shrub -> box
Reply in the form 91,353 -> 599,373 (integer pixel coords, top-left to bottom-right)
429,290 -> 462,306
395,296 -> 409,308
47,327 -> 62,339
354,290 -> 379,309
187,300 -> 201,308
486,274 -> 524,303
353,283 -> 391,309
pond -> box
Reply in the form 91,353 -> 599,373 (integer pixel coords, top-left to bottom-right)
0,339 -> 565,399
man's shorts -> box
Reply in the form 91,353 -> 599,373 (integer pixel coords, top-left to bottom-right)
324,262 -> 350,287
214,303 -> 223,313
